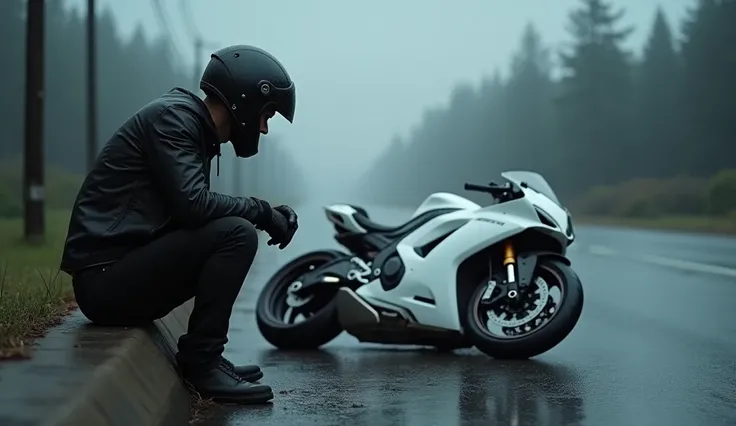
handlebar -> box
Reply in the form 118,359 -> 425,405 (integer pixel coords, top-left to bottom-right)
464,183 -> 495,192
464,181 -> 521,202
464,181 -> 509,194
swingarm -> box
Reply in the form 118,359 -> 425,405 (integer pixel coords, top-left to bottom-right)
290,255 -> 374,295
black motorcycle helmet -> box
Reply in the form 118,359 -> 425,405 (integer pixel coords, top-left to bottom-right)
200,45 -> 296,158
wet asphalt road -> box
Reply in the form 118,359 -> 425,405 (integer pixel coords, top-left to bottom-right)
202,204 -> 736,426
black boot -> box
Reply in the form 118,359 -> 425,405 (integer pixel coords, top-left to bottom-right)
182,363 -> 273,404
220,356 -> 264,382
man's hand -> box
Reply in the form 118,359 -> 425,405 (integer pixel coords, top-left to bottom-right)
268,205 -> 298,249
273,205 -> 298,230
255,206 -> 296,250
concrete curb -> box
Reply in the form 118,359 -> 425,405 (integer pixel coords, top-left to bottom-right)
45,299 -> 195,426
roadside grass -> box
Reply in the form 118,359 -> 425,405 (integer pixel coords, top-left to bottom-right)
577,214 -> 736,236
188,392 -> 216,425
0,210 -> 75,359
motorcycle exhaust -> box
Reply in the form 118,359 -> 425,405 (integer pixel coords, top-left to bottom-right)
335,287 -> 380,329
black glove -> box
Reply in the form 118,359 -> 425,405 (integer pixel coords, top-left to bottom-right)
268,205 -> 298,249
255,209 -> 293,250
273,205 -> 298,230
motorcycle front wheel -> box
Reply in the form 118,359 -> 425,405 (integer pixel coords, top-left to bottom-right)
256,250 -> 346,350
463,258 -> 584,359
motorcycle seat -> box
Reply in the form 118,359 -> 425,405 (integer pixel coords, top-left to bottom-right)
345,204 -> 396,232
352,210 -> 396,233
350,205 -> 460,236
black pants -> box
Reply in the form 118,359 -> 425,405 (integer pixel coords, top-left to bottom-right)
72,216 -> 259,371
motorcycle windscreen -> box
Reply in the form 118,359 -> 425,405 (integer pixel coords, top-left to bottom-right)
501,171 -> 562,206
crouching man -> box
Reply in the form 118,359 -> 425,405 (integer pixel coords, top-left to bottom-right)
60,45 -> 299,405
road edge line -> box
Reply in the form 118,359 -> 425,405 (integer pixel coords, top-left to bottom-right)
584,244 -> 736,278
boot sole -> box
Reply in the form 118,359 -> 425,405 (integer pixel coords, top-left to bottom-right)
209,391 -> 275,405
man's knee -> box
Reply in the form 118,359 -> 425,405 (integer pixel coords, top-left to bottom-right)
198,217 -> 258,290
206,216 -> 258,252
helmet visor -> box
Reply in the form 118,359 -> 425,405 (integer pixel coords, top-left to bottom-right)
262,80 -> 296,123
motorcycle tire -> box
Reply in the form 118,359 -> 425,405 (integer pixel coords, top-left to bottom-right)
256,250 -> 346,350
463,258 -> 584,359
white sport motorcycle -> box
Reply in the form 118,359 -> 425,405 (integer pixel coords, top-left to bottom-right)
255,171 -> 583,359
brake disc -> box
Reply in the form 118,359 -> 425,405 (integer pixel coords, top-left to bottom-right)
487,276 -> 550,328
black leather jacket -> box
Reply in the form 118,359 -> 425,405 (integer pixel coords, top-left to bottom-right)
60,88 -> 272,274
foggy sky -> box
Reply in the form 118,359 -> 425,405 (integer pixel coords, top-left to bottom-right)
64,0 -> 691,195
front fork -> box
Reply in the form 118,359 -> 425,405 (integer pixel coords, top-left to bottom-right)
481,240 -> 519,304
503,241 -> 519,298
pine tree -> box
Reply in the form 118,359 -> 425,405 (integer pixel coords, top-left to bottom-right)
504,23 -> 554,175
635,7 -> 681,177
556,0 -> 634,190
680,0 -> 736,175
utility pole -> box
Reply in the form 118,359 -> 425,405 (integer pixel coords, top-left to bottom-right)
193,37 -> 203,94
23,0 -> 45,244
86,0 -> 98,172
192,38 -> 220,93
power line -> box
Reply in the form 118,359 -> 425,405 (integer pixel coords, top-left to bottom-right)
150,0 -> 187,65
179,0 -> 199,39
151,0 -> 186,61
179,0 -> 219,92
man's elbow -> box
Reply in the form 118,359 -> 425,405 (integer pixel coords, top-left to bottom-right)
170,195 -> 211,229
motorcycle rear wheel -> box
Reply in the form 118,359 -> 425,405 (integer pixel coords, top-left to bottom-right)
256,250 -> 345,350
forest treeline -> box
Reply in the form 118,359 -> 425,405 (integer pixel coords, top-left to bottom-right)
359,0 -> 736,219
0,0 -> 305,217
